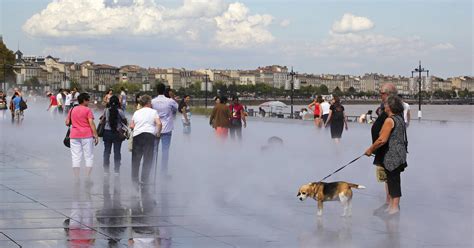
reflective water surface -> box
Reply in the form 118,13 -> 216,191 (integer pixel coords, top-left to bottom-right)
0,100 -> 472,247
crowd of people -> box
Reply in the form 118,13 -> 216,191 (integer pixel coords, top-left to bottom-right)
1,82 -> 409,219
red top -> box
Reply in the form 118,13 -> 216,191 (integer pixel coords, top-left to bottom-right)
50,95 -> 58,106
67,106 -> 94,139
229,103 -> 244,120
314,102 -> 321,116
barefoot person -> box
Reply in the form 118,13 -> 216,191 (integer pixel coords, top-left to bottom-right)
66,93 -> 99,181
365,95 -> 408,216
308,95 -> 323,127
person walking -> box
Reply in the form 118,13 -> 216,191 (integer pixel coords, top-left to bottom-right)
178,95 -> 192,135
370,83 -> 398,215
324,96 -> 348,142
151,83 -> 178,176
228,95 -> 246,140
65,93 -> 99,181
47,92 -> 59,116
56,89 -> 64,114
70,88 -> 80,107
130,95 -> 162,186
119,87 -> 127,112
320,97 -> 331,124
64,90 -> 72,114
209,96 -> 231,140
0,91 -> 7,119
365,95 -> 408,217
399,94 -> 411,127
308,95 -> 323,127
102,95 -> 127,175
103,89 -> 113,107
10,91 -> 22,121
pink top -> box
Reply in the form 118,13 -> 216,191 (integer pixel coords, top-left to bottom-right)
67,106 -> 94,139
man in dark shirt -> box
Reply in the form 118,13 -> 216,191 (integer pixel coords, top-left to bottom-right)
371,83 -> 397,215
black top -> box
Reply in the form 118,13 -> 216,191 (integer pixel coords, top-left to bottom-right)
371,103 -> 388,165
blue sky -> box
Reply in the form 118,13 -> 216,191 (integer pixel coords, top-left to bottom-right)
1,0 -> 472,77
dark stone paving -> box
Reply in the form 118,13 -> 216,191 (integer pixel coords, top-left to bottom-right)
0,101 -> 472,247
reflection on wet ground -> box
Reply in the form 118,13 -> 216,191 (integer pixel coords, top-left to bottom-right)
0,101 -> 472,247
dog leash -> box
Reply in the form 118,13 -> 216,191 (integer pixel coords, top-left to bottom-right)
318,154 -> 367,182
310,154 -> 368,198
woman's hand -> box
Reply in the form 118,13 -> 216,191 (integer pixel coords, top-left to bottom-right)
364,148 -> 372,157
94,136 -> 99,146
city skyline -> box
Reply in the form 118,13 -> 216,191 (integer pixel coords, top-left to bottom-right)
1,0 -> 472,78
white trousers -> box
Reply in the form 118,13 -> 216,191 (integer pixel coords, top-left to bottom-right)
70,138 -> 94,168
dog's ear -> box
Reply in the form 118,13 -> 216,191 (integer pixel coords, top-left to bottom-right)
297,192 -> 300,196
309,182 -> 317,186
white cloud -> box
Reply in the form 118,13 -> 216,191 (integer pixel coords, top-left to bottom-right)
312,32 -> 425,58
214,2 -> 274,48
432,42 -> 455,50
331,13 -> 374,33
22,0 -> 274,49
280,19 -> 291,28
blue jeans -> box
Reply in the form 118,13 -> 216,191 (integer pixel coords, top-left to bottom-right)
154,132 -> 172,174
103,130 -> 123,173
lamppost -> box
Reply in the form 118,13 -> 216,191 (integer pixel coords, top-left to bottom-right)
411,61 -> 429,120
201,74 -> 212,109
286,67 -> 297,118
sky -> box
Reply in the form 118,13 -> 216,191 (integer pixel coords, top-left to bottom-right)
0,0 -> 472,78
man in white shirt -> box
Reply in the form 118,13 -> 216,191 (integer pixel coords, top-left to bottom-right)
399,94 -> 411,127
56,90 -> 64,114
152,83 -> 178,177
64,90 -> 72,113
320,98 -> 331,124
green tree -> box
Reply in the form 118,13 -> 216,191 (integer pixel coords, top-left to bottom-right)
0,40 -> 16,83
347,86 -> 356,95
70,79 -> 82,91
333,86 -> 342,95
24,76 -> 40,88
319,84 -> 329,94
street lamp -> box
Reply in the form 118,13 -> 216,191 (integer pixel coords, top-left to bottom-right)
411,61 -> 429,120
285,67 -> 299,118
201,74 -> 212,109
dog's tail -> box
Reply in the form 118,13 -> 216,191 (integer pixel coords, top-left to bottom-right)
348,183 -> 366,189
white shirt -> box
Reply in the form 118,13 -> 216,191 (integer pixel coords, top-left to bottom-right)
72,92 -> 80,105
132,107 -> 160,137
321,101 -> 330,115
56,93 -> 63,106
65,94 -> 72,106
403,102 -> 410,123
151,95 -> 178,134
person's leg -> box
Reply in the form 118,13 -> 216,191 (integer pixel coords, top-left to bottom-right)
83,138 -> 94,177
229,126 -> 236,139
103,132 -> 112,173
236,126 -> 242,140
160,132 -> 172,173
141,134 -> 155,183
131,134 -> 145,183
70,139 -> 82,178
385,168 -> 401,214
113,138 -> 122,173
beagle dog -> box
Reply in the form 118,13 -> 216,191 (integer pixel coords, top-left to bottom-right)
297,181 -> 366,217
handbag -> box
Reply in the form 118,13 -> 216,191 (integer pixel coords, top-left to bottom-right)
0,102 -> 6,110
63,107 -> 74,148
19,98 -> 27,111
128,130 -> 134,152
97,111 -> 106,137
118,125 -> 131,141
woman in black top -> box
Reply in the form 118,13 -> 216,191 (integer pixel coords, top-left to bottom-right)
324,96 -> 348,142
102,96 -> 127,174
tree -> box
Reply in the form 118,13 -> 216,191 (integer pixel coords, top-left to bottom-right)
70,79 -> 82,91
0,40 -> 16,83
458,88 -> 470,98
333,86 -> 342,95
24,77 -> 40,88
347,86 -> 356,95
319,84 -> 329,94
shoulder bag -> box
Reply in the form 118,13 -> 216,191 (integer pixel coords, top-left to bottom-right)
63,107 -> 74,148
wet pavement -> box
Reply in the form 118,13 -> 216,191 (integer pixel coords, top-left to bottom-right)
0,100 -> 472,247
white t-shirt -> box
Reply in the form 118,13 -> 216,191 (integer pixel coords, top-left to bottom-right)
56,93 -> 63,106
403,102 -> 410,123
132,107 -> 160,137
321,101 -> 331,115
65,94 -> 72,106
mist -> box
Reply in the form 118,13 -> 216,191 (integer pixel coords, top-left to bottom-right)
0,99 -> 472,247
